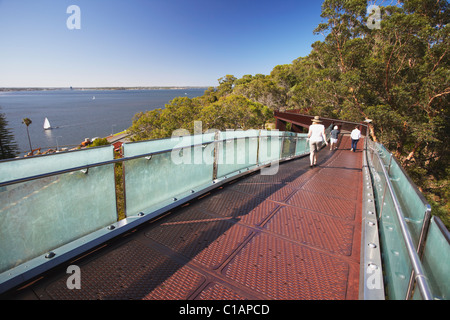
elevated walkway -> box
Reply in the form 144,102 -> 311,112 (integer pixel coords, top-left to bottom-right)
4,135 -> 363,300
1,113 -> 448,301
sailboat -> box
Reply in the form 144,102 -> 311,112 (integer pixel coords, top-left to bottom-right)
43,117 -> 52,130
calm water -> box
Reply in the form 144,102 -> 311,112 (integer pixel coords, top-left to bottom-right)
0,88 -> 206,155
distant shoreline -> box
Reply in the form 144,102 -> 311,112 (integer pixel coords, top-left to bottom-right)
0,86 -> 209,92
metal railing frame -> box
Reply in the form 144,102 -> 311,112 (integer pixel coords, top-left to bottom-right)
370,145 -> 433,300
364,135 -> 434,300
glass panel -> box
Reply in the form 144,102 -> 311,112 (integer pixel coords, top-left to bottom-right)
122,134 -> 215,217
388,159 -> 427,246
367,145 -> 386,215
375,142 -> 428,246
123,133 -> 215,157
258,130 -> 282,165
216,130 -> 259,178
0,147 -> 117,274
377,186 -> 412,300
281,132 -> 296,158
295,134 -> 308,156
377,144 -> 391,165
414,217 -> 450,300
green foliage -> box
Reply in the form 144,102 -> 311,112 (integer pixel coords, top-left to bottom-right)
128,94 -> 271,141
297,0 -> 449,226
21,118 -> 32,127
89,138 -> 110,147
114,161 -> 125,221
128,96 -> 202,141
202,95 -> 272,131
0,112 -> 19,159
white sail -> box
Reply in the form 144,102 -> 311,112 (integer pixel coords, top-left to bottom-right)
43,117 -> 51,130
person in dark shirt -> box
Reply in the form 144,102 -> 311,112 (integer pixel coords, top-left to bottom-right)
330,126 -> 340,150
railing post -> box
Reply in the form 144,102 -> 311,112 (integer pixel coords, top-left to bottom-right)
377,155 -> 388,220
406,205 -> 432,299
387,153 -> 393,175
280,133 -> 285,160
256,130 -> 261,166
377,152 -> 393,221
212,131 -> 220,180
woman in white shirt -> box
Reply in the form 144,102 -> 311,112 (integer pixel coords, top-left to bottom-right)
307,116 -> 328,167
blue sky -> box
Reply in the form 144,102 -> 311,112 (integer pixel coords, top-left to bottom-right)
0,0 -> 324,87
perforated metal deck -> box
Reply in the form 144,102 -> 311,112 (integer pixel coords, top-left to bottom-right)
5,135 -> 363,300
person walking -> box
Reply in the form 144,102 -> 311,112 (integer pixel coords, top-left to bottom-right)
330,125 -> 340,150
350,126 -> 361,152
308,116 -> 328,167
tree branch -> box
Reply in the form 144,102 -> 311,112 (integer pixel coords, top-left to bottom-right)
428,87 -> 450,107
431,48 -> 448,72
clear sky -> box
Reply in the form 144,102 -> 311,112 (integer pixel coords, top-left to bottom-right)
0,0 -> 325,87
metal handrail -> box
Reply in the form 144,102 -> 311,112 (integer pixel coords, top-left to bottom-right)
0,142 -> 214,188
368,141 -> 434,299
374,149 -> 433,300
0,132 -> 309,188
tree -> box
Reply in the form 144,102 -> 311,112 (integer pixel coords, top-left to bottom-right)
22,117 -> 33,153
297,0 -> 449,226
240,0 -> 448,226
200,95 -> 271,131
128,96 -> 203,141
216,75 -> 237,97
88,138 -> 110,147
128,94 -> 272,141
233,74 -> 287,110
0,112 -> 19,159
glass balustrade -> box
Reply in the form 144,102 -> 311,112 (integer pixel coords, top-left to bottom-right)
122,133 -> 216,217
413,216 -> 450,300
0,147 -> 117,275
365,139 -> 447,300
216,130 -> 259,179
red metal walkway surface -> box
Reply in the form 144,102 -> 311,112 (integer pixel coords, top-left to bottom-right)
5,135 -> 363,300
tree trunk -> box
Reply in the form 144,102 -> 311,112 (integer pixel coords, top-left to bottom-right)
26,126 -> 32,153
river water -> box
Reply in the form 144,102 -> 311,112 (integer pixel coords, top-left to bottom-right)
0,88 -> 206,155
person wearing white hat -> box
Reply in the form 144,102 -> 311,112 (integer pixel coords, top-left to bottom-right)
330,125 -> 340,150
307,116 -> 328,167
